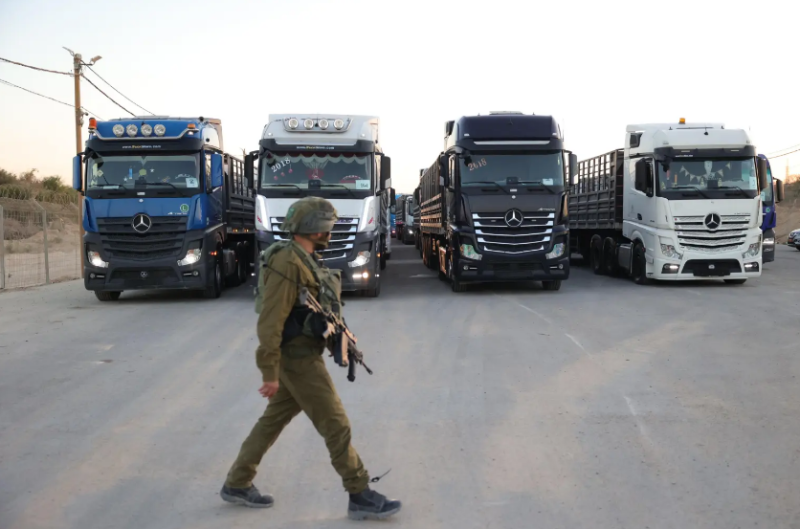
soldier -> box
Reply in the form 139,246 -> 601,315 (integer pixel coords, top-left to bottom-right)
220,196 -> 401,521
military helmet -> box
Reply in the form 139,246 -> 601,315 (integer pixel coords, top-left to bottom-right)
281,196 -> 339,234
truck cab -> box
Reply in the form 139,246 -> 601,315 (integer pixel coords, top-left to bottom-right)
758,154 -> 785,262
249,115 -> 391,297
620,121 -> 767,282
73,116 -> 255,301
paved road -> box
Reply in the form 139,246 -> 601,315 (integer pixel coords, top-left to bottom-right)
1,244 -> 799,529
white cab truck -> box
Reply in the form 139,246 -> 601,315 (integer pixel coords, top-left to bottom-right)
245,115 -> 392,297
569,120 -> 767,284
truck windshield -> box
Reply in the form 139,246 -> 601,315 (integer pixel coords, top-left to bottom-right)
761,164 -> 774,205
658,157 -> 758,199
261,152 -> 372,191
460,152 -> 565,187
87,153 -> 201,192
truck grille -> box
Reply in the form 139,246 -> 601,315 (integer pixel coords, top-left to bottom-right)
97,216 -> 187,260
270,216 -> 358,261
472,212 -> 554,255
672,215 -> 750,252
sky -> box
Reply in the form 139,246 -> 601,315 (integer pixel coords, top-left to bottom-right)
1,0 -> 799,193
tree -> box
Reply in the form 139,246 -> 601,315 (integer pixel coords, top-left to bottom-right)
42,176 -> 64,191
0,168 -> 16,186
19,169 -> 38,183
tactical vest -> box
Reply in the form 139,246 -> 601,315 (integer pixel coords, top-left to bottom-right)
255,241 -> 343,343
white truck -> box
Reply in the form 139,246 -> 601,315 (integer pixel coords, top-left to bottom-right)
245,114 -> 392,297
569,119 -> 767,284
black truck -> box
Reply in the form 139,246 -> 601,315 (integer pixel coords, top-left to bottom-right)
417,112 -> 577,292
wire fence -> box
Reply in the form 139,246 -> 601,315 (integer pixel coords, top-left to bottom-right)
0,197 -> 82,290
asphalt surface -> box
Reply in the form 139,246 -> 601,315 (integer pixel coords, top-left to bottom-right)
1,244 -> 799,529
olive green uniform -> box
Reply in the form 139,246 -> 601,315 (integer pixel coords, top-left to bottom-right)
225,241 -> 370,494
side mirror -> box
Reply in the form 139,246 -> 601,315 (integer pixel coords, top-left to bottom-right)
569,153 -> 578,185
72,155 -> 83,192
211,153 -> 224,189
245,153 -> 255,190
380,156 -> 392,189
757,157 -> 768,193
438,155 -> 450,188
776,178 -> 785,203
635,159 -> 653,196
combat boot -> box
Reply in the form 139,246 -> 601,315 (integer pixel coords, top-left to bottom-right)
220,484 -> 274,508
347,487 -> 402,520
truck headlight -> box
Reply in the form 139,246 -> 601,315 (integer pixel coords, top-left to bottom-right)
87,250 -> 109,268
763,237 -> 775,245
742,242 -> 761,259
659,237 -> 683,260
546,242 -> 565,260
178,244 -> 202,266
460,244 -> 482,260
348,251 -> 371,268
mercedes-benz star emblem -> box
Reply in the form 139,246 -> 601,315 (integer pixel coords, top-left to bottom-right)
132,214 -> 152,233
140,271 -> 149,279
704,213 -> 721,230
504,208 -> 524,228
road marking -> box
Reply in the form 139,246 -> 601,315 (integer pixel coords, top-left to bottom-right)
564,333 -> 584,351
624,395 -> 654,444
493,294 -> 554,325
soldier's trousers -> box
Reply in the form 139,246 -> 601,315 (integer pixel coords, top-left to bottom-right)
225,354 -> 370,494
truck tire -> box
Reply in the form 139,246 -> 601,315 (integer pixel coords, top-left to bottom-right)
632,242 -> 651,285
590,236 -> 605,275
542,280 -> 562,291
364,277 -> 381,297
603,237 -> 619,276
204,258 -> 222,299
95,291 -> 122,302
451,276 -> 467,292
724,279 -> 747,285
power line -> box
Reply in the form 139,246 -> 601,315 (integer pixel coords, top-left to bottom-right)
80,73 -> 134,116
83,64 -> 154,115
768,147 -> 800,159
0,77 -> 103,119
0,56 -> 73,76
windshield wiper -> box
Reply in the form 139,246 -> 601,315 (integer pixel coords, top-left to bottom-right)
319,183 -> 358,198
263,183 -> 303,192
671,185 -> 711,199
466,181 -> 509,194
719,185 -> 748,196
514,180 -> 556,194
138,181 -> 182,192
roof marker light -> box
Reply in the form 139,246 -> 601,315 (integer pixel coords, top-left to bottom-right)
126,124 -> 138,137
288,118 -> 299,129
141,124 -> 153,136
187,123 -> 196,129
304,118 -> 314,130
679,117 -> 686,124
113,124 -> 124,137
334,119 -> 345,130
154,124 -> 166,136
88,118 -> 97,130
318,119 -> 329,130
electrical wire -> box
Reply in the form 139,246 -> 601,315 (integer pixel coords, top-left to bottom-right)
83,64 -> 154,115
80,74 -> 134,116
0,77 -> 103,119
0,56 -> 73,76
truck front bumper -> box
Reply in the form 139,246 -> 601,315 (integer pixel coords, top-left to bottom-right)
83,230 -> 212,292
648,253 -> 761,281
256,230 -> 380,292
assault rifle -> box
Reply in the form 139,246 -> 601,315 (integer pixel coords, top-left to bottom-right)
297,287 -> 373,382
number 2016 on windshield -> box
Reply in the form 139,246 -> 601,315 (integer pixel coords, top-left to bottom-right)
468,158 -> 487,171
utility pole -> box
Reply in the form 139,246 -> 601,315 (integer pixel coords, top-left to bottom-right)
64,48 -> 101,278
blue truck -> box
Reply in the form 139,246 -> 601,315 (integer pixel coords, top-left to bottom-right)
73,116 -> 255,301
758,154 -> 785,263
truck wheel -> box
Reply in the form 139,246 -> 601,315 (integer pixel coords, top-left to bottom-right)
603,237 -> 619,276
364,278 -> 381,297
95,291 -> 122,302
380,250 -> 387,270
724,279 -> 747,285
204,258 -> 222,299
632,242 -> 651,285
542,280 -> 562,291
590,236 -> 605,275
451,275 -> 467,292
